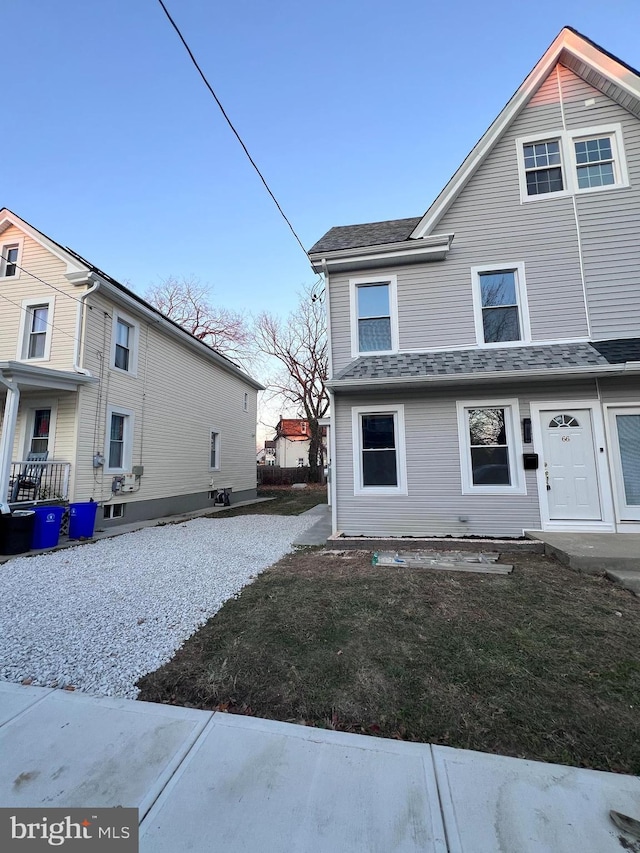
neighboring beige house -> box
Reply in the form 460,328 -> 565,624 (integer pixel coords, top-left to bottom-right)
310,27 -> 640,539
0,210 -> 263,526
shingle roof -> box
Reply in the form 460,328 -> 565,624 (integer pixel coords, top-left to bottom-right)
333,341 -> 629,383
308,217 -> 422,254
590,338 -> 640,363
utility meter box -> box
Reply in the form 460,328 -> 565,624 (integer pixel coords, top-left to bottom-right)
121,474 -> 137,492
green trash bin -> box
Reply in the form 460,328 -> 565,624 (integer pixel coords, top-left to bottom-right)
0,510 -> 36,555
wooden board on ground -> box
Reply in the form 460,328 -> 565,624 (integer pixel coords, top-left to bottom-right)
373,551 -> 513,574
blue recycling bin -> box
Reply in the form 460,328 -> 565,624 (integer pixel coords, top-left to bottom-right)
68,501 -> 98,540
31,505 -> 65,549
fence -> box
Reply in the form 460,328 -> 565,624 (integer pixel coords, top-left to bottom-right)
257,466 -> 320,486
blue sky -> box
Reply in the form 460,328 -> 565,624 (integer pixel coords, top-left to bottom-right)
4,1 -> 640,320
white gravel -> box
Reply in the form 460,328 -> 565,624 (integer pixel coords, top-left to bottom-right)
0,514 -> 316,699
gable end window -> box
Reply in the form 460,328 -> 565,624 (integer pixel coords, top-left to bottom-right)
456,400 -> 525,495
352,405 -> 407,496
350,276 -> 398,356
1,244 -> 19,277
111,311 -> 139,375
517,124 -> 627,202
471,264 -> 529,346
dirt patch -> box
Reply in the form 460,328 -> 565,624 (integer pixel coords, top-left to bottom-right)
137,549 -> 640,774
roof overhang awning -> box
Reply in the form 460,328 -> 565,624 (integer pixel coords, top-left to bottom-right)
328,362 -> 640,393
309,233 -> 454,274
0,362 -> 98,392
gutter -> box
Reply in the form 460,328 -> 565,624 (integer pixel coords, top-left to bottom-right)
327,362 -> 639,391
73,275 -> 100,375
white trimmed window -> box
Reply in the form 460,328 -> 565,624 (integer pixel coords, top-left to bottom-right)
243,392 -> 248,412
516,124 -> 628,202
471,263 -> 530,346
209,429 -> 221,470
111,311 -> 139,375
1,238 -> 23,278
18,297 -> 54,361
350,275 -> 398,356
106,405 -> 134,473
103,503 -> 125,519
456,400 -> 525,495
352,405 -> 407,496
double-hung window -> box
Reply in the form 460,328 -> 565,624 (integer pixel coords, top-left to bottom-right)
1,244 -> 19,277
18,298 -> 54,361
209,429 -> 220,470
471,263 -> 529,346
350,276 -> 398,356
456,400 -> 525,495
352,405 -> 407,495
111,311 -> 138,374
517,124 -> 628,202
106,406 -> 134,472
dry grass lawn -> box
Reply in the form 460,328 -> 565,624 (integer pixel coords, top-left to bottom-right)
137,543 -> 640,775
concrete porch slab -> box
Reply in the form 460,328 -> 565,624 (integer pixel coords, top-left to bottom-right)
140,713 -> 447,853
0,687 -> 211,817
526,531 -> 640,575
433,745 -> 640,852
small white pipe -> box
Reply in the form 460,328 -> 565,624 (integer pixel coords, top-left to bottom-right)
73,278 -> 100,375
0,376 -> 21,514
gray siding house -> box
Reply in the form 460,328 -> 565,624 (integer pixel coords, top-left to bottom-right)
309,27 -> 640,539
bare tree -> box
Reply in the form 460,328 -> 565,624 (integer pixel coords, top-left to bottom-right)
145,276 -> 253,363
255,285 -> 329,481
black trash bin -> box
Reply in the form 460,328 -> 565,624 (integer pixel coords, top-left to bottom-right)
0,510 -> 36,555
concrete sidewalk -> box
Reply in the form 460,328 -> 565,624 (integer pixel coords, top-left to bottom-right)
1,682 -> 638,851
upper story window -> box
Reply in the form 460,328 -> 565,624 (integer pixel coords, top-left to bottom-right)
18,298 -> 54,361
350,275 -> 398,357
471,263 -> 530,346
516,124 -> 628,202
1,245 -> 19,277
111,311 -> 139,375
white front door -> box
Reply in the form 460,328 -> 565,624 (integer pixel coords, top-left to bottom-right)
540,409 -> 601,520
608,407 -> 640,521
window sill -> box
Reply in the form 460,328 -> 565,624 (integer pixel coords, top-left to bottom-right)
354,486 -> 407,497
110,365 -> 137,378
461,484 -> 527,496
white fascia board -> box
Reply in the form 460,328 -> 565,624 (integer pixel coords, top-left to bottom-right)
93,277 -> 265,391
410,28 -> 640,239
309,234 -> 453,273
327,363 -> 634,391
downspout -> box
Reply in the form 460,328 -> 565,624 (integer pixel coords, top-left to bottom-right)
73,277 -> 100,375
321,258 -> 338,535
0,375 -> 21,514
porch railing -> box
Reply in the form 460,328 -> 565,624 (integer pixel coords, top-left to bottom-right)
8,461 -> 71,505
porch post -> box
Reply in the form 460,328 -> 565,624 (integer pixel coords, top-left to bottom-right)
0,377 -> 20,514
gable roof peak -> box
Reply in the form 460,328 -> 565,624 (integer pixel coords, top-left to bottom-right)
410,27 -> 640,239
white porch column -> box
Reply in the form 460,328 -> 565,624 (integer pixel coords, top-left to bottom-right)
0,377 -> 20,514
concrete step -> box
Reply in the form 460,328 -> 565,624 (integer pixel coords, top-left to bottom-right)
526,532 -> 640,575
605,569 -> 640,596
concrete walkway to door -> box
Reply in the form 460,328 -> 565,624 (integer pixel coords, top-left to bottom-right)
527,531 -> 640,594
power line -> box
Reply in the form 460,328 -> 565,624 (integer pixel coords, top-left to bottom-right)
156,0 -> 310,261
1,252 -> 91,307
0,290 -> 78,344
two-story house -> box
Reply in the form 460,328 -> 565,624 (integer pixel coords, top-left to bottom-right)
309,28 -> 640,539
0,209 -> 263,526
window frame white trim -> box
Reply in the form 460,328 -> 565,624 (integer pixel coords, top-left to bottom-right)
110,309 -> 139,377
470,262 -> 531,347
352,404 -> 407,496
16,296 -> 55,362
349,275 -> 399,358
18,402 -> 58,461
603,403 -> 640,523
209,427 -> 221,471
105,404 -> 134,474
0,236 -> 24,278
456,398 -> 526,495
515,123 -> 629,203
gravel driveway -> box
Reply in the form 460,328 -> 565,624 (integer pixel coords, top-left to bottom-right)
0,514 -> 315,699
